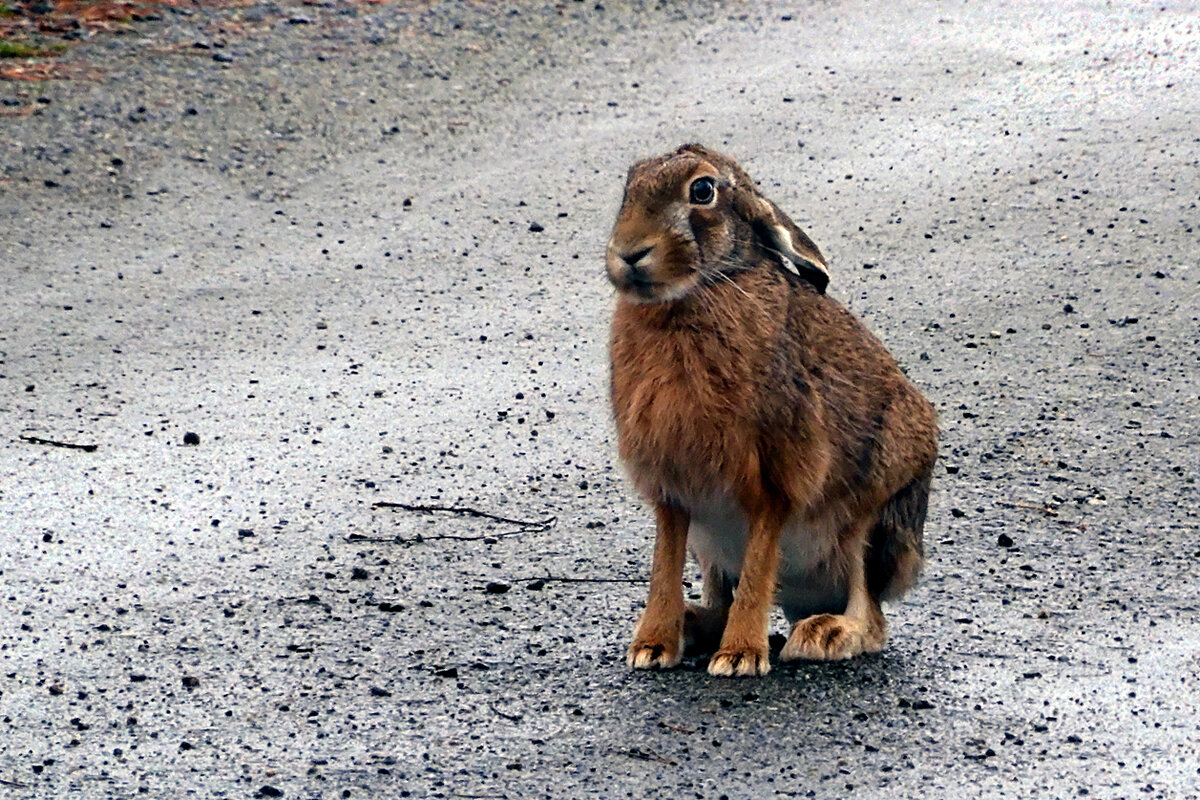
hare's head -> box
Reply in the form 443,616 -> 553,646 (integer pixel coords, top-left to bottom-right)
605,144 -> 829,303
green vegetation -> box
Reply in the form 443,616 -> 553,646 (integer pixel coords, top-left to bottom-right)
0,39 -> 66,58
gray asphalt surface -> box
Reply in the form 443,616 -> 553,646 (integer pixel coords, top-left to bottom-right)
2,1 -> 1199,798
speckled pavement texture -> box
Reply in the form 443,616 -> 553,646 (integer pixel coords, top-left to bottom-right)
1,1 -> 1197,797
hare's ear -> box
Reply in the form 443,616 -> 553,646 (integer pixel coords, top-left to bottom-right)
733,190 -> 830,293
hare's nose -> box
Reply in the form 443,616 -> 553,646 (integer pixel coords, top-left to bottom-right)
621,245 -> 653,267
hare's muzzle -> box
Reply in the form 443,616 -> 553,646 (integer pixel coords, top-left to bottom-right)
606,228 -> 699,303
606,241 -> 658,295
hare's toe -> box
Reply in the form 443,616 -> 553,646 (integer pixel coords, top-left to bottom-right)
627,635 -> 683,670
683,603 -> 727,654
780,614 -> 884,662
707,645 -> 770,677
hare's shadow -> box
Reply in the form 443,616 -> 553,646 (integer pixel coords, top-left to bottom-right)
657,633 -> 930,709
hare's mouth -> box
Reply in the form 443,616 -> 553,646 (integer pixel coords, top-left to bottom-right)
615,274 -> 698,304
609,260 -> 664,299
616,276 -> 663,302
607,243 -> 698,303
625,272 -> 657,293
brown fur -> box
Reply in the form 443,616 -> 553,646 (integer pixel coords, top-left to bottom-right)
608,144 -> 938,677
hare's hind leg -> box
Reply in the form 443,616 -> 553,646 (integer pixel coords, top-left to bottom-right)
782,470 -> 930,662
683,556 -> 733,654
780,519 -> 886,662
867,470 -> 931,601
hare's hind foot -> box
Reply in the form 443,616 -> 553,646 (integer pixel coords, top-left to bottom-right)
684,558 -> 734,654
782,515 -> 890,662
780,610 -> 886,662
683,602 -> 728,654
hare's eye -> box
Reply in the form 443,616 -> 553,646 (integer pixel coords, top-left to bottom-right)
689,176 -> 716,205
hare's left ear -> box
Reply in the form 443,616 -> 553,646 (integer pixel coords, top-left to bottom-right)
733,190 -> 830,293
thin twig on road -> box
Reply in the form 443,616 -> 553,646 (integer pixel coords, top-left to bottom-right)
371,501 -> 555,531
347,529 -> 537,545
489,704 -> 523,722
997,500 -> 1058,516
621,746 -> 675,765
19,434 -> 98,452
359,502 -> 556,545
514,575 -> 647,584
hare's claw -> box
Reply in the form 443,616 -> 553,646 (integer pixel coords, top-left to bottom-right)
708,645 -> 770,677
627,632 -> 683,670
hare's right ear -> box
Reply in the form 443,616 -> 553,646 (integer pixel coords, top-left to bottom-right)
732,190 -> 830,293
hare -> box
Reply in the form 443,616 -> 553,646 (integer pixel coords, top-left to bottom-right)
606,144 -> 937,677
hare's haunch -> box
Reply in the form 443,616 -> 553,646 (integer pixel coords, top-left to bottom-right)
607,144 -> 938,677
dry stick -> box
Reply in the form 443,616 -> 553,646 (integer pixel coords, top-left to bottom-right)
347,530 -> 533,545
516,575 -> 647,584
622,747 -> 674,765
359,502 -> 556,545
372,502 -> 555,530
996,500 -> 1059,516
19,435 -> 98,452
489,704 -> 523,722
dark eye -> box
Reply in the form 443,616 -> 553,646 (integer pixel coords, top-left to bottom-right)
689,176 -> 716,205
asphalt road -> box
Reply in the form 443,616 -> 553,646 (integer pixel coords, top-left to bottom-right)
2,1 -> 1198,798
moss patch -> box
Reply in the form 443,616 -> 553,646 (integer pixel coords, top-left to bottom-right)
0,39 -> 66,58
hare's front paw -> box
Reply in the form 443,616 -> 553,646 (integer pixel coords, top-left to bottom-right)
707,644 -> 770,677
627,627 -> 683,670
780,614 -> 885,662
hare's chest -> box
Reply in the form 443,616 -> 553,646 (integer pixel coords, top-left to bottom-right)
610,311 -> 765,496
613,360 -> 753,497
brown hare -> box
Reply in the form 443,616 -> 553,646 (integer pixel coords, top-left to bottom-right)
606,144 -> 937,677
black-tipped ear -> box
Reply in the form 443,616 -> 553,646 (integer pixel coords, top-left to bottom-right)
734,191 -> 830,293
